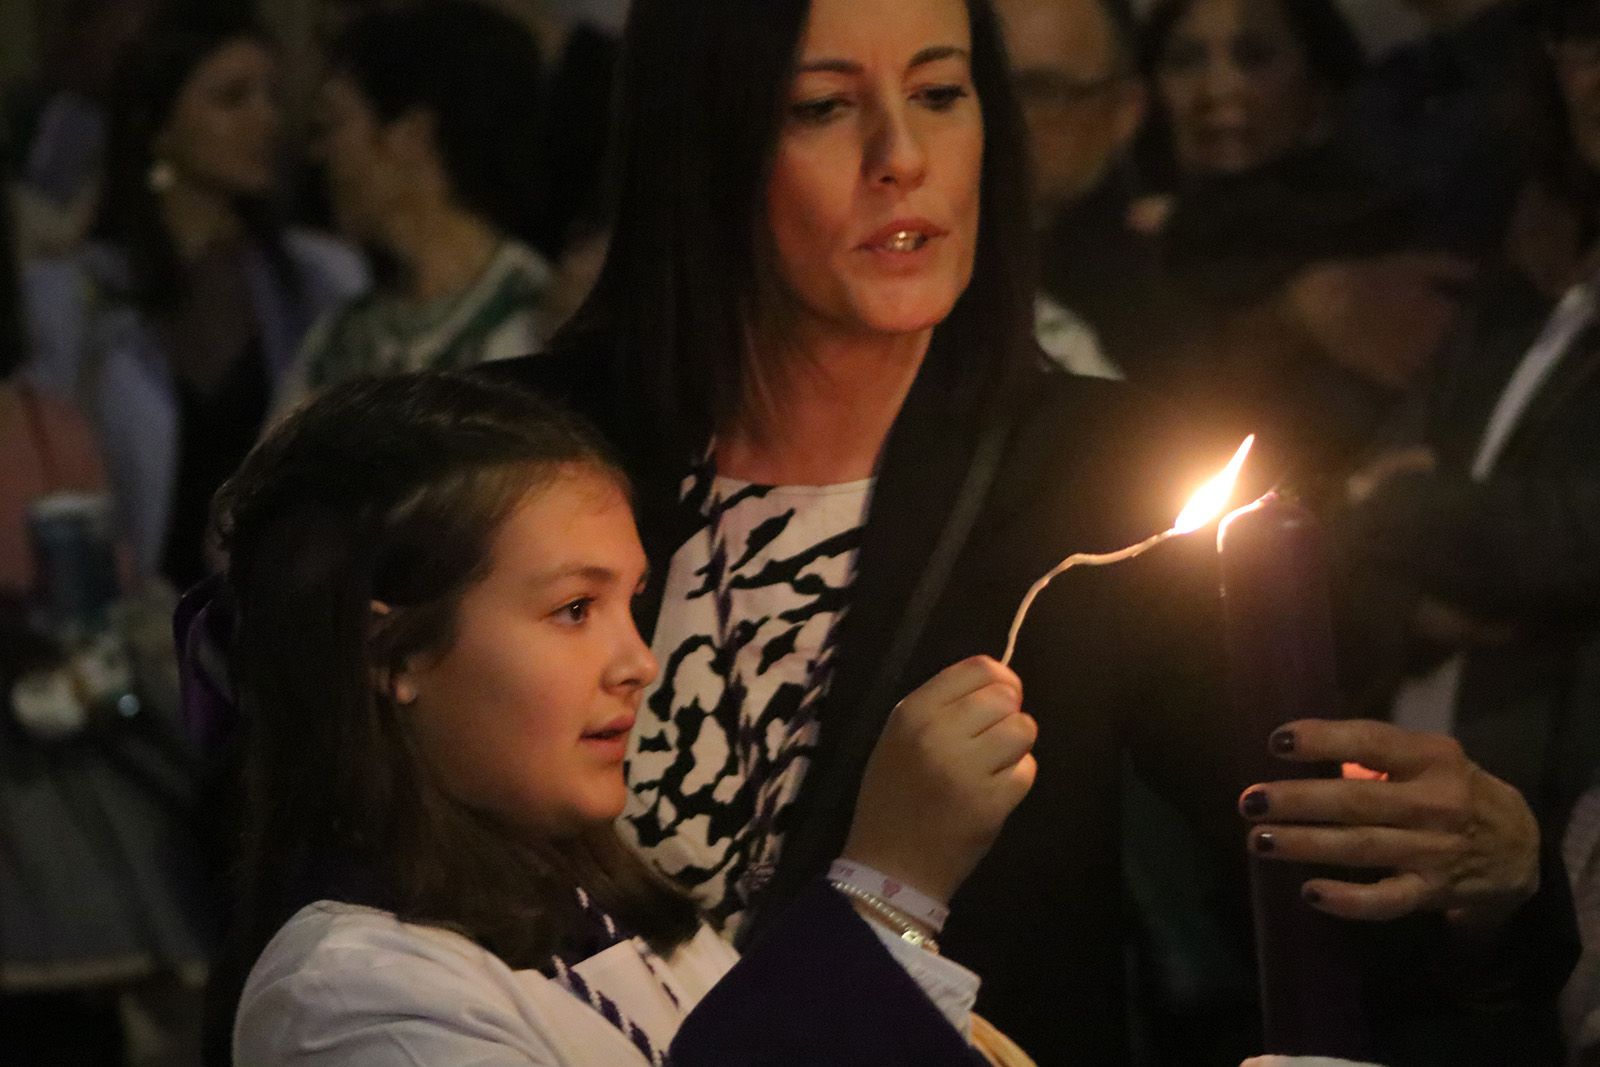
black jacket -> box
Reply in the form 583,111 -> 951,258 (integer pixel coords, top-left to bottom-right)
487,328 -> 1573,1064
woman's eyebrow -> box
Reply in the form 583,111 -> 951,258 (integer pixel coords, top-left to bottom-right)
795,45 -> 971,77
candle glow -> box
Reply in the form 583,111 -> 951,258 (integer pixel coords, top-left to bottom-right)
998,435 -> 1256,668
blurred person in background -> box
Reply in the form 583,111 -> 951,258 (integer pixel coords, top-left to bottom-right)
1,120 -> 214,1067
278,0 -> 555,409
1142,0 -> 1362,182
1126,0 -> 1475,503
4,0 -> 160,260
1352,0 -> 1554,260
995,0 -> 1146,379
1333,4 -> 1600,1056
22,7 -> 367,592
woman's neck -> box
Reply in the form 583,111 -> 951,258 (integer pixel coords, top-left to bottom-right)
715,326 -> 931,485
384,205 -> 502,304
161,180 -> 243,262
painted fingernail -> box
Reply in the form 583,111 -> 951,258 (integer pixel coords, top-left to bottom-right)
1270,729 -> 1296,755
1241,790 -> 1269,818
1302,885 -> 1321,906
1253,831 -> 1275,853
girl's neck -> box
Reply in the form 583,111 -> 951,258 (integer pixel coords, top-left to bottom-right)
161,179 -> 244,262
384,204 -> 502,304
715,324 -> 931,486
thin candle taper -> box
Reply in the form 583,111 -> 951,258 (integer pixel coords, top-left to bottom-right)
997,435 -> 1255,668
999,528 -> 1177,667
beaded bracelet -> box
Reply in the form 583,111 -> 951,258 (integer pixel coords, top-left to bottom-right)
828,879 -> 941,954
827,858 -> 950,932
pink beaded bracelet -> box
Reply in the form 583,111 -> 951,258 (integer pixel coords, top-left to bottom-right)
827,858 -> 950,933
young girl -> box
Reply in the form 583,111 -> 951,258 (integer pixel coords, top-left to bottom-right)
216,373 -> 1036,1065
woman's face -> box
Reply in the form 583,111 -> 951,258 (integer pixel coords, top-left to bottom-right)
397,467 -> 659,835
1155,0 -> 1326,175
762,0 -> 984,343
156,38 -> 281,199
1554,33 -> 1600,176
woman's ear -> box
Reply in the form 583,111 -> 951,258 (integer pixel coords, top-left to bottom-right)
371,600 -> 418,706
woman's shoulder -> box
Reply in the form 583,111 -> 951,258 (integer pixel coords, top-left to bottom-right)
991,361 -> 1248,535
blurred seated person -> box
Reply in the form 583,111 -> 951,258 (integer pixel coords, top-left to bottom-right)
1335,0 -> 1600,1019
1130,0 -> 1473,499
0,133 -> 214,1067
996,0 -> 1145,379
278,0 -> 555,410
23,8 -> 367,590
4,0 -> 159,260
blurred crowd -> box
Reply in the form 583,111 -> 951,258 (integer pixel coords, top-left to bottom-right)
3,0 -> 1600,1062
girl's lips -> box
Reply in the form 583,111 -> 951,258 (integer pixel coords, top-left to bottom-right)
582,713 -> 635,741
581,715 -> 634,763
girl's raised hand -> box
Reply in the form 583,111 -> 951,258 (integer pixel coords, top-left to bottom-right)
843,656 -> 1038,904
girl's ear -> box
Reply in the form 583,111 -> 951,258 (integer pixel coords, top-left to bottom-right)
371,600 -> 419,706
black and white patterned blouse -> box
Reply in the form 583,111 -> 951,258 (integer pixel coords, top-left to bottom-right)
622,460 -> 871,933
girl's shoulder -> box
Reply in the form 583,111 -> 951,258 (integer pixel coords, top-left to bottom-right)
236,901 -> 558,1064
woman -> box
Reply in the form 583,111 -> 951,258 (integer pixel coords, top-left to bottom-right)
491,0 -> 1568,1061
1128,0 -> 1473,504
1142,0 -> 1364,180
221,373 -> 1032,1065
24,10 -> 367,590
278,0 -> 554,409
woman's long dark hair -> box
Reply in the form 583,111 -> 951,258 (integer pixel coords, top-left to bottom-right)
216,374 -> 698,980
326,0 -> 546,249
559,0 -> 1038,461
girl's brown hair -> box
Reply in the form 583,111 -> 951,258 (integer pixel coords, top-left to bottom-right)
216,373 -> 697,983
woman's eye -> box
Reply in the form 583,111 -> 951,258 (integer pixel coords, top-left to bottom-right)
916,84 -> 970,111
555,598 -> 593,625
789,96 -> 849,124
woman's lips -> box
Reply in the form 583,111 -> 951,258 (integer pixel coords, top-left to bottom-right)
858,218 -> 948,253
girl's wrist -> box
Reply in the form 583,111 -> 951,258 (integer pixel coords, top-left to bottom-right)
828,857 -> 950,933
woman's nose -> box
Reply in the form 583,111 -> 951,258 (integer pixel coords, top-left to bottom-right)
865,98 -> 928,189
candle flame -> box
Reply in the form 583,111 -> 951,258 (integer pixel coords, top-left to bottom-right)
1173,435 -> 1255,535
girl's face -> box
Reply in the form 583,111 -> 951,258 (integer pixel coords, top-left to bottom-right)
1155,0 -> 1327,175
156,38 -> 281,199
396,467 -> 658,835
761,0 -> 984,344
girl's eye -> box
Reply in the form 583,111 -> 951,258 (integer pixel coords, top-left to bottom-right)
916,84 -> 970,111
555,598 -> 593,626
789,96 -> 849,124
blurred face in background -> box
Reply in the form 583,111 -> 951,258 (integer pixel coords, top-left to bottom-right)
997,0 -> 1146,215
155,38 -> 281,199
1155,0 -> 1330,175
762,0 -> 985,343
1552,20 -> 1600,175
317,76 -> 423,245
